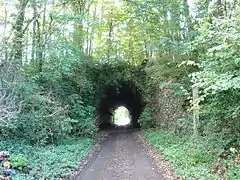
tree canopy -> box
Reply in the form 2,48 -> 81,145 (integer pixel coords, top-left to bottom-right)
0,0 -> 239,178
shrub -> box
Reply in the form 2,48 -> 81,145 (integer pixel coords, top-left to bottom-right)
1,82 -> 67,144
67,94 -> 97,137
10,154 -> 28,169
138,108 -> 156,129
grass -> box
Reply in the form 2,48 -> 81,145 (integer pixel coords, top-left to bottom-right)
143,130 -> 240,180
0,138 -> 94,180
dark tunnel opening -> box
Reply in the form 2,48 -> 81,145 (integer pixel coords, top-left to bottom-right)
98,82 -> 144,130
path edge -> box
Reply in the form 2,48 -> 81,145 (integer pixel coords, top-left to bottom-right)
71,131 -> 109,180
134,131 -> 177,180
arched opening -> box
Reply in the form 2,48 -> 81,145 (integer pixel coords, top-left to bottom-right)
113,106 -> 131,126
97,82 -> 144,129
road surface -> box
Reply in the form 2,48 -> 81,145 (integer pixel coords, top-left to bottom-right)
76,129 -> 163,180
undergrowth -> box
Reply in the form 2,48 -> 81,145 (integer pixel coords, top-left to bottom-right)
0,138 -> 93,179
143,130 -> 240,180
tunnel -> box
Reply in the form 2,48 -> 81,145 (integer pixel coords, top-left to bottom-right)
97,82 -> 144,129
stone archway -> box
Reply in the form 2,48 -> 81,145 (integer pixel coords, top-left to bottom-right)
97,82 -> 144,129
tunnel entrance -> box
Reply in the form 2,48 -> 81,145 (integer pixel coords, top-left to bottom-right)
98,82 -> 143,129
113,106 -> 131,126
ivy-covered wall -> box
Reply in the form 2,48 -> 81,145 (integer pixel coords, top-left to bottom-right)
154,85 -> 186,130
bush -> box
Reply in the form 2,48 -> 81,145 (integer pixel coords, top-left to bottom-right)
0,77 -> 97,144
67,94 -> 97,137
10,154 -> 28,169
138,108 -> 156,129
171,117 -> 193,135
0,82 -> 68,145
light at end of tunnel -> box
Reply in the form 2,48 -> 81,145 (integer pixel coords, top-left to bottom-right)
113,106 -> 131,126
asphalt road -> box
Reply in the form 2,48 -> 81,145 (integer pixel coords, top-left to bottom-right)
76,129 -> 163,180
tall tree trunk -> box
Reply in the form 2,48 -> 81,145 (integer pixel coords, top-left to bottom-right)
72,0 -> 93,50
41,0 -> 47,68
12,0 -> 29,67
85,15 -> 90,55
217,0 -> 223,16
88,3 -> 97,56
36,20 -> 43,72
107,10 -> 113,61
182,0 -> 192,40
3,4 -> 8,65
31,0 -> 37,64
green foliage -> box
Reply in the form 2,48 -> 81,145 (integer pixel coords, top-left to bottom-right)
144,130 -> 240,179
227,163 -> 240,180
67,94 -> 97,137
138,108 -> 156,129
0,82 -> 61,144
10,155 -> 28,169
0,138 -> 93,180
185,12 -> 240,135
171,117 -> 193,135
0,75 -> 97,144
1,0 -> 240,178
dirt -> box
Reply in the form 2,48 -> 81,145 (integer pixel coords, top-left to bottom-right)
75,128 -> 174,180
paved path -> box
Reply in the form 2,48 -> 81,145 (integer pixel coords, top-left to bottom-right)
76,129 -> 163,180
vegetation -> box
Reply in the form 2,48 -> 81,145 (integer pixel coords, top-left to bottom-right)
0,138 -> 93,179
144,130 -> 240,180
0,0 -> 239,179
138,108 -> 156,129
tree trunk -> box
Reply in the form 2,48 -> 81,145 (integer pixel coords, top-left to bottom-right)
31,0 -> 37,64
36,19 -> 43,72
88,3 -> 97,56
41,0 -> 47,69
107,10 -> 113,62
12,0 -> 30,67
217,0 -> 223,16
